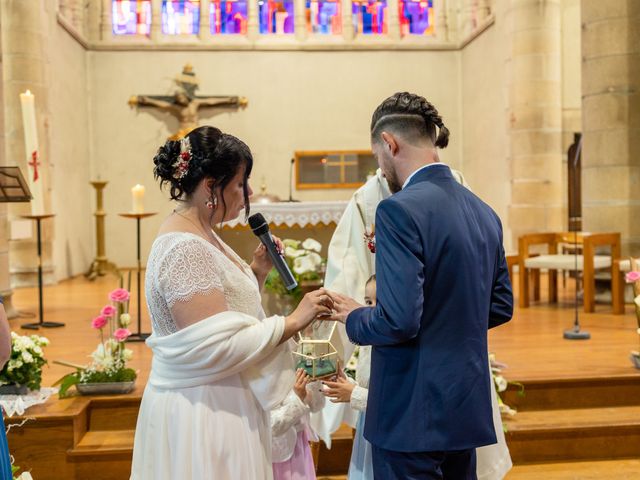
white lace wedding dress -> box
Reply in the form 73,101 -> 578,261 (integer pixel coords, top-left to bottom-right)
131,232 -> 294,480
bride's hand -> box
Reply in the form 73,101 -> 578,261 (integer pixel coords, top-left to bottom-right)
280,289 -> 334,344
250,235 -> 284,279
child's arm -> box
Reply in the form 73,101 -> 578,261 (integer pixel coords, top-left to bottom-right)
271,369 -> 310,437
304,381 -> 326,413
271,391 -> 309,437
349,384 -> 368,412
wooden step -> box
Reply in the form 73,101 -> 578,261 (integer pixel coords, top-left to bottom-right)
68,430 -> 134,458
67,430 -> 134,480
315,423 -> 354,476
505,406 -> 640,463
506,459 -> 640,479
503,375 -> 640,412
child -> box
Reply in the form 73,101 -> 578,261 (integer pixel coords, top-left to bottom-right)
322,275 -> 375,480
272,368 -> 325,480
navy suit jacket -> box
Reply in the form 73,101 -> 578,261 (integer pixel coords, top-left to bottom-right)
346,164 -> 513,453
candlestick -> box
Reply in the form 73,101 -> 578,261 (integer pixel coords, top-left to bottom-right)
20,90 -> 45,216
131,184 -> 145,214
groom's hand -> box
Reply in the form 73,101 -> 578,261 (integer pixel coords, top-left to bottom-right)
325,292 -> 364,324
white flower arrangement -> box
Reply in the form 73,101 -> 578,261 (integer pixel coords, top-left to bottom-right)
0,332 -> 49,391
265,237 -> 326,303
489,353 -> 523,421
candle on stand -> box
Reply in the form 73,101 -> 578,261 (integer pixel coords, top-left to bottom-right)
20,90 -> 45,215
131,184 -> 145,213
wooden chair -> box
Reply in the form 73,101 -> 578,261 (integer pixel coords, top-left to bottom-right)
518,232 -> 621,313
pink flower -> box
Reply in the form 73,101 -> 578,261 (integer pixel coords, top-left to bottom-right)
91,315 -> 108,330
113,328 -> 132,342
109,288 -> 130,303
626,271 -> 640,283
101,305 -> 116,317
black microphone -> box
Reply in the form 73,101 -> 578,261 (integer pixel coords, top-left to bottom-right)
248,213 -> 298,291
288,158 -> 299,203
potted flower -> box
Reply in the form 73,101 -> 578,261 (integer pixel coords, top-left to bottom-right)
625,267 -> 640,368
0,333 -> 49,395
264,238 -> 326,312
54,288 -> 137,397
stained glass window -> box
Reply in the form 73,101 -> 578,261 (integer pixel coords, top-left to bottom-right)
210,0 -> 248,34
352,0 -> 387,35
259,0 -> 294,34
162,0 -> 201,35
306,0 -> 341,35
112,0 -> 152,35
399,0 -> 434,36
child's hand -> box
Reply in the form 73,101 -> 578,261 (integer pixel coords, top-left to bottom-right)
322,374 -> 355,403
293,368 -> 310,402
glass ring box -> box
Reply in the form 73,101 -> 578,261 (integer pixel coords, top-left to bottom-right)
294,320 -> 339,379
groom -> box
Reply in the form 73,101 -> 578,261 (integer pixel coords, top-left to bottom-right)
328,92 -> 513,479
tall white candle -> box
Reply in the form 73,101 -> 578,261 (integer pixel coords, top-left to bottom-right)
20,90 -> 45,215
131,184 -> 145,213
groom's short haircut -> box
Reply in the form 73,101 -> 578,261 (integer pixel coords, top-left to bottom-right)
370,92 -> 449,149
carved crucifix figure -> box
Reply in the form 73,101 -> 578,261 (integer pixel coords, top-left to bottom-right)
128,64 -> 248,140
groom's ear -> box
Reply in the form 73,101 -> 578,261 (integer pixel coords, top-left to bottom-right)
380,131 -> 399,157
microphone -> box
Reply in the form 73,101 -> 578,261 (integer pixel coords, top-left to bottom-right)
288,158 -> 299,203
248,213 -> 298,291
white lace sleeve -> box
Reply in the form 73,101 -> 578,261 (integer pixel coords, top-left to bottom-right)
271,391 -> 310,437
158,237 -> 224,309
350,385 -> 369,412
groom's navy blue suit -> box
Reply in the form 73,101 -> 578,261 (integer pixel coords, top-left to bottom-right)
346,164 -> 513,479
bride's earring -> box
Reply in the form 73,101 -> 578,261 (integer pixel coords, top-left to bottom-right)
206,195 -> 218,210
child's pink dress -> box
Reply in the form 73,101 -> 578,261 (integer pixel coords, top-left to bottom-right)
271,382 -> 324,480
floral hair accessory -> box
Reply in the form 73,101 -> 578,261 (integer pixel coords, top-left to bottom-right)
172,136 -> 192,180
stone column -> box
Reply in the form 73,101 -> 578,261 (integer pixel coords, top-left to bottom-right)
342,0 -> 354,40
247,0 -> 259,40
199,0 -> 213,40
477,0 -> 491,23
507,0 -> 564,247
100,0 -> 112,40
387,0 -> 401,40
150,0 -> 163,40
434,0 -> 448,41
461,0 -> 476,38
294,0 -> 307,41
1,0 -> 55,291
581,1 -> 640,254
0,10 -> 15,317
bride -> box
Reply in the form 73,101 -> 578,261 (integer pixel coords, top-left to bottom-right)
131,126 -> 332,479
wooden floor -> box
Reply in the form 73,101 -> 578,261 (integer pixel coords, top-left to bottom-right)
5,273 -> 640,479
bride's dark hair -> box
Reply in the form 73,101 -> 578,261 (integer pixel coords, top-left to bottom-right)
153,125 -> 253,220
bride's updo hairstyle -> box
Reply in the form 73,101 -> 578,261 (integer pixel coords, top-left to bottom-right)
153,125 -> 253,220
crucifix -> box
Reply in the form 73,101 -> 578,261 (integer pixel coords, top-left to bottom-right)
128,64 -> 248,140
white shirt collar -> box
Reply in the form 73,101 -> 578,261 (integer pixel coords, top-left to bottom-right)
402,163 -> 448,189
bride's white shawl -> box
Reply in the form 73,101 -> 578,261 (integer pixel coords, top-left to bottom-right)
146,310 -> 294,411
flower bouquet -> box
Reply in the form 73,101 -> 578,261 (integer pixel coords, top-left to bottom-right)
54,288 -> 137,397
490,354 -> 524,430
264,238 -> 326,307
0,333 -> 49,395
625,266 -> 640,368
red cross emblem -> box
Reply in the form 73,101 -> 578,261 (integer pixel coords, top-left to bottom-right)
28,150 -> 40,182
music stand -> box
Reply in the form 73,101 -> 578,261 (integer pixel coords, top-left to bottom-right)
0,167 -> 32,203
